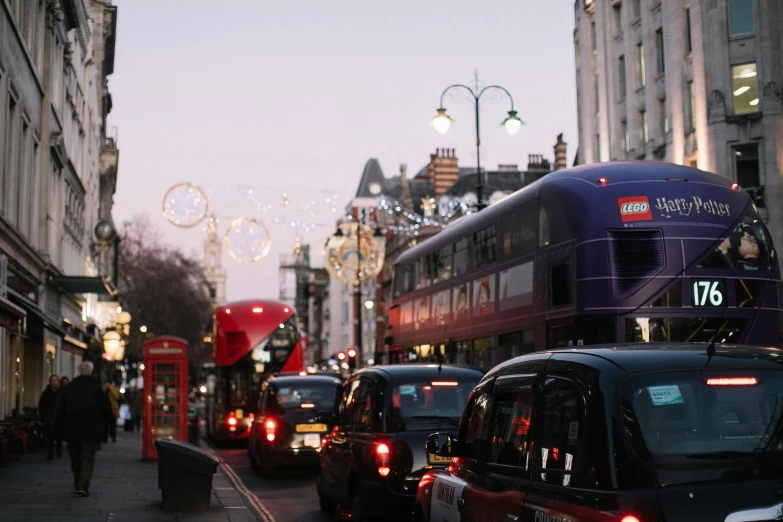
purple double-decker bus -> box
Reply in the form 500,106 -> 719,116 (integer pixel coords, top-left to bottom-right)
386,162 -> 782,368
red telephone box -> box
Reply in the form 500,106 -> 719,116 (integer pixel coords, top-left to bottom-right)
142,336 -> 188,460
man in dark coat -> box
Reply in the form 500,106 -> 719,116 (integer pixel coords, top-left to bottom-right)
37,374 -> 62,459
52,361 -> 112,497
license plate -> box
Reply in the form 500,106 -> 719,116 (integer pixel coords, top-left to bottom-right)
303,433 -> 321,448
295,423 -> 327,433
428,454 -> 452,465
234,409 -> 243,419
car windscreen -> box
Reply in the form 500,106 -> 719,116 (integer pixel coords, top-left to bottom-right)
269,382 -> 340,413
620,370 -> 783,466
387,379 -> 478,431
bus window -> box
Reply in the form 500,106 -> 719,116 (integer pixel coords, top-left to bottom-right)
499,330 -> 536,361
699,213 -> 776,270
433,246 -> 452,282
539,204 -> 550,247
473,224 -> 497,267
454,237 -> 472,276
547,317 -> 616,348
625,317 -> 747,343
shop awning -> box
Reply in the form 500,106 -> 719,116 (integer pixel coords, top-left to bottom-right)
49,275 -> 118,297
0,295 -> 26,333
15,300 -> 68,339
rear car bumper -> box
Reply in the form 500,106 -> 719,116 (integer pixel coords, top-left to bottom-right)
267,445 -> 320,466
212,423 -> 251,440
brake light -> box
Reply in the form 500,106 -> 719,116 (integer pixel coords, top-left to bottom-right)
376,442 -> 390,476
247,413 -> 255,425
731,183 -> 739,190
252,307 -> 263,313
707,377 -> 758,386
620,517 -> 641,522
300,403 -> 315,409
227,416 -> 237,426
431,381 -> 459,387
265,419 -> 276,442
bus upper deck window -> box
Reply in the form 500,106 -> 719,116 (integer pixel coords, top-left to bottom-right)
700,213 -> 777,270
539,205 -> 550,247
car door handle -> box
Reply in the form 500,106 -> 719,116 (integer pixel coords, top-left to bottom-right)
507,515 -> 519,521
457,498 -> 465,514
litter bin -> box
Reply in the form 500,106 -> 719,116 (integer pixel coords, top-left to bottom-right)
155,438 -> 219,512
187,405 -> 200,446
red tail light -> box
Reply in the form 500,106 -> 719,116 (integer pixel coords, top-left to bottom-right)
707,377 -> 758,386
621,517 -> 641,522
265,419 -> 276,442
376,442 -> 390,476
227,416 -> 237,426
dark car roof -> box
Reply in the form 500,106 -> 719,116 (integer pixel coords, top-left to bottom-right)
488,343 -> 783,380
357,364 -> 484,383
267,375 -> 342,386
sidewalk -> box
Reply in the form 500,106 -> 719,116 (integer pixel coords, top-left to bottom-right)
0,430 -> 260,522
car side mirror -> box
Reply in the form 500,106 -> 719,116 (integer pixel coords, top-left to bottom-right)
426,432 -> 453,457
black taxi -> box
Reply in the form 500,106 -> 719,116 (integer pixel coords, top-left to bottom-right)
316,364 -> 484,521
416,343 -> 783,522
247,373 -> 342,472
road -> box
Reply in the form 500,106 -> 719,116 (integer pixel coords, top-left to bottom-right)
206,439 -> 333,522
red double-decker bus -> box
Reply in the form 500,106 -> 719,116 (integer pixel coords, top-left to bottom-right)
206,300 -> 306,441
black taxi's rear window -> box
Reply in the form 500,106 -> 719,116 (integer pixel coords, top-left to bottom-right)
620,370 -> 783,464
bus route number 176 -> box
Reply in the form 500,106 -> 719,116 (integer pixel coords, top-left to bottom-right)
692,279 -> 726,307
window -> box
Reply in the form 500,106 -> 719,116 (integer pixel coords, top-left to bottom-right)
594,73 -> 600,113
618,55 -> 626,97
534,377 -> 590,487
639,110 -> 648,144
613,3 -> 623,35
487,380 -> 536,468
655,29 -> 665,74
622,122 -> 629,153
538,205 -> 550,247
620,370 -> 783,465
687,80 -> 696,130
636,44 -> 645,86
460,390 -> 490,460
728,0 -> 754,35
453,237 -> 471,276
659,99 -> 668,135
626,318 -> 747,342
500,203 -> 536,258
594,133 -> 601,163
734,143 -> 760,189
732,63 -> 759,115
338,379 -> 361,429
549,262 -> 572,308
591,21 -> 597,50
5,96 -> 19,226
700,212 -> 775,271
434,246 -> 452,282
415,257 -> 431,289
685,7 -> 693,53
473,225 -> 497,267
498,330 -> 536,361
633,0 -> 641,19
355,379 -> 381,432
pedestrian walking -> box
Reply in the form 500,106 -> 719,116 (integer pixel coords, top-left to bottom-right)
38,374 -> 62,459
52,361 -> 112,497
130,386 -> 143,432
60,376 -> 70,387
103,380 -> 121,443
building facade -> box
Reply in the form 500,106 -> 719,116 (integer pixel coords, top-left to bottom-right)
0,0 -> 120,418
574,0 -> 782,251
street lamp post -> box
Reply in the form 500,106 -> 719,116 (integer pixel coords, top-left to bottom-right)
432,77 -> 523,211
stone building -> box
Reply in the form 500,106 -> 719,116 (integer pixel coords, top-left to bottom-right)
0,0 -> 120,417
573,0 -> 782,252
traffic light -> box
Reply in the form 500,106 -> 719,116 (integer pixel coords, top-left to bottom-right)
336,352 -> 346,362
347,348 -> 357,370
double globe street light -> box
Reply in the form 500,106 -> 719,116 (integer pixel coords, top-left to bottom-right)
432,81 -> 523,210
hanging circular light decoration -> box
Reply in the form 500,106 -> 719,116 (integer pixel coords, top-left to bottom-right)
224,217 -> 272,263
324,222 -> 386,285
162,183 -> 209,228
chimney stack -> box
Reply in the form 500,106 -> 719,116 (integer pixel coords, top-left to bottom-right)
554,133 -> 567,171
527,154 -> 551,172
427,148 -> 459,197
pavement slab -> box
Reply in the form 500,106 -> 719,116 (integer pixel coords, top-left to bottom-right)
0,430 -> 261,522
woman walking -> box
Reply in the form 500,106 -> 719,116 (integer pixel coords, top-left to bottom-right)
37,375 -> 62,459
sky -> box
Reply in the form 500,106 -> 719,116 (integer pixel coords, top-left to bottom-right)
109,0 -> 579,303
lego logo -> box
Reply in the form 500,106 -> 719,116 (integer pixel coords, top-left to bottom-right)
620,202 -> 649,214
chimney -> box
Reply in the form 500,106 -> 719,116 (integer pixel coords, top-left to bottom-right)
527,154 -> 551,172
398,164 -> 414,213
553,133 -> 567,171
427,148 -> 459,197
